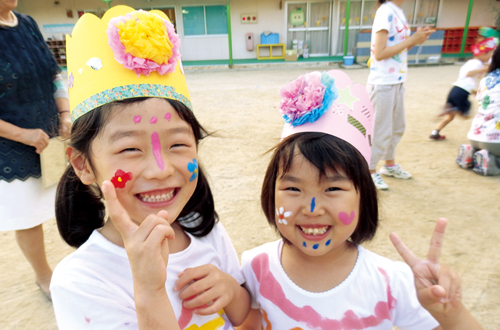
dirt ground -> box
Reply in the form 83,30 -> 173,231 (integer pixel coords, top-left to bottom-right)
1,64 -> 499,329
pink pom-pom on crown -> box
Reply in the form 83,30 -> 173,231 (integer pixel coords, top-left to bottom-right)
279,73 -> 326,123
107,11 -> 181,77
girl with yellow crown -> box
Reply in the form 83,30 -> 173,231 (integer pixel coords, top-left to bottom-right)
50,6 -> 250,329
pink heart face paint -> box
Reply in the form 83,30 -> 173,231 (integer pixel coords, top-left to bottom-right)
151,132 -> 164,170
339,211 -> 355,225
164,113 -> 172,121
150,116 -> 158,124
133,115 -> 142,123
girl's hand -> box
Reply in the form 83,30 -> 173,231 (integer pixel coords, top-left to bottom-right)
390,218 -> 483,329
101,181 -> 175,293
175,264 -> 241,315
390,218 -> 460,314
411,27 -> 435,46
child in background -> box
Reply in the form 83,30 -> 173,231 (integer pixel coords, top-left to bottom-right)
238,70 -> 482,330
456,45 -> 500,176
367,0 -> 434,190
51,6 -> 250,329
429,37 -> 498,140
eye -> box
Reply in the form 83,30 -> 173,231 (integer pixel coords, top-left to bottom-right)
120,147 -> 140,153
326,187 -> 341,192
171,143 -> 187,148
285,187 -> 301,192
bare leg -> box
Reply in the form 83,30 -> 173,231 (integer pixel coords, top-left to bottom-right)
15,224 -> 52,294
435,113 -> 456,131
385,159 -> 396,167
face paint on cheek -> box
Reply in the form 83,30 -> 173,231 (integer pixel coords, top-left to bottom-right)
133,115 -> 142,123
310,197 -> 316,212
151,132 -> 164,170
276,207 -> 292,225
110,169 -> 133,189
339,211 -> 355,225
187,159 -> 198,182
150,116 -> 158,124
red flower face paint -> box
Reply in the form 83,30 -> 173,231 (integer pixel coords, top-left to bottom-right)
111,169 -> 133,189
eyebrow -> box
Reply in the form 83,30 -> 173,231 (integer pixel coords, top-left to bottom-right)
108,126 -> 192,143
280,173 -> 348,183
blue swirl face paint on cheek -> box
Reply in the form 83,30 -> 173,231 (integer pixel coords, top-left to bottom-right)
310,197 -> 316,212
313,244 -> 319,250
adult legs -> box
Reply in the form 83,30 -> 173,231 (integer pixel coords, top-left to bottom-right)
15,224 -> 52,294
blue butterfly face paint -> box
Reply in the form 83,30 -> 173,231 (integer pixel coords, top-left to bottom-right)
310,197 -> 316,212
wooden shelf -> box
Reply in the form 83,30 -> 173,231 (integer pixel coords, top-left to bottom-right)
257,43 -> 285,60
46,39 -> 66,66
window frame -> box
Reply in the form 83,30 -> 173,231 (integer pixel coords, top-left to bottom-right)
181,4 -> 228,38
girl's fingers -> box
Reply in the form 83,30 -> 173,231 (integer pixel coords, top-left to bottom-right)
427,218 -> 447,264
101,181 -> 138,239
389,232 -> 420,268
175,265 -> 210,292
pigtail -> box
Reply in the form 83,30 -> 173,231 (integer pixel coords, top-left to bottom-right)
56,165 -> 105,248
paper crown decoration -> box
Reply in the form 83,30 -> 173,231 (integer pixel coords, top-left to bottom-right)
66,5 -> 190,122
471,37 -> 499,56
280,70 -> 374,165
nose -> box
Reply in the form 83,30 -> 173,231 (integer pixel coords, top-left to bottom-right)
144,132 -> 175,180
302,197 -> 325,216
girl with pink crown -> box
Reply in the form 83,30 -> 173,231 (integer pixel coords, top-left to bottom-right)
237,70 -> 482,330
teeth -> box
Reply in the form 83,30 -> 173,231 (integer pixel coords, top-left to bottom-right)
139,190 -> 174,202
300,226 -> 328,235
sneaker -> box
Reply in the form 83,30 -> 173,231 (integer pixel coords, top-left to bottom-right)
371,172 -> 389,190
473,150 -> 489,176
456,144 -> 474,169
380,164 -> 412,179
429,133 -> 446,140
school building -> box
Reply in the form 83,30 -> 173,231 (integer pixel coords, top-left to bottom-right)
16,0 -> 500,65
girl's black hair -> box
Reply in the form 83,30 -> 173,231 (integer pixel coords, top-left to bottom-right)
261,132 -> 378,245
488,45 -> 500,73
56,98 -> 217,248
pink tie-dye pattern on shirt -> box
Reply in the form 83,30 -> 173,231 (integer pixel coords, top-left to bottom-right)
251,253 -> 396,329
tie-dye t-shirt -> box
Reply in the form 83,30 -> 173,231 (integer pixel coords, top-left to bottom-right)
367,2 -> 411,85
241,240 -> 439,330
469,70 -> 500,143
51,222 -> 243,330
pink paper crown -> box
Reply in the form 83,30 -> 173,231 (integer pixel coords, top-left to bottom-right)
280,70 -> 374,165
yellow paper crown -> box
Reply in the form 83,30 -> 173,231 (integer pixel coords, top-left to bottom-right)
66,5 -> 191,122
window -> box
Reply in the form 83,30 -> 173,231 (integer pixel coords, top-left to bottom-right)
182,5 -> 227,36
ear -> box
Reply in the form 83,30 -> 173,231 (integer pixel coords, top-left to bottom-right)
66,146 -> 97,185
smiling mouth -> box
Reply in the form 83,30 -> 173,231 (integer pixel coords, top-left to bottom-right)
137,189 -> 176,203
299,226 -> 329,235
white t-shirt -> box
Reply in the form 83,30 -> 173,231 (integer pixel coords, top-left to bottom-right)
367,1 -> 411,85
51,222 -> 244,330
453,58 -> 485,93
469,69 -> 500,143
241,240 -> 439,330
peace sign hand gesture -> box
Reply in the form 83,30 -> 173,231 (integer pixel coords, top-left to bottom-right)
101,181 -> 175,293
390,218 -> 483,330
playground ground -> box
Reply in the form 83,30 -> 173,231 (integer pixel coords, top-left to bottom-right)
1,63 -> 499,329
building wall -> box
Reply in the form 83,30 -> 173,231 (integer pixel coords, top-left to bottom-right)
14,0 -> 500,61
437,0 -> 499,29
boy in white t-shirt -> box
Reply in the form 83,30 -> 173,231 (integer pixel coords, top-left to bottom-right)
429,37 -> 498,140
